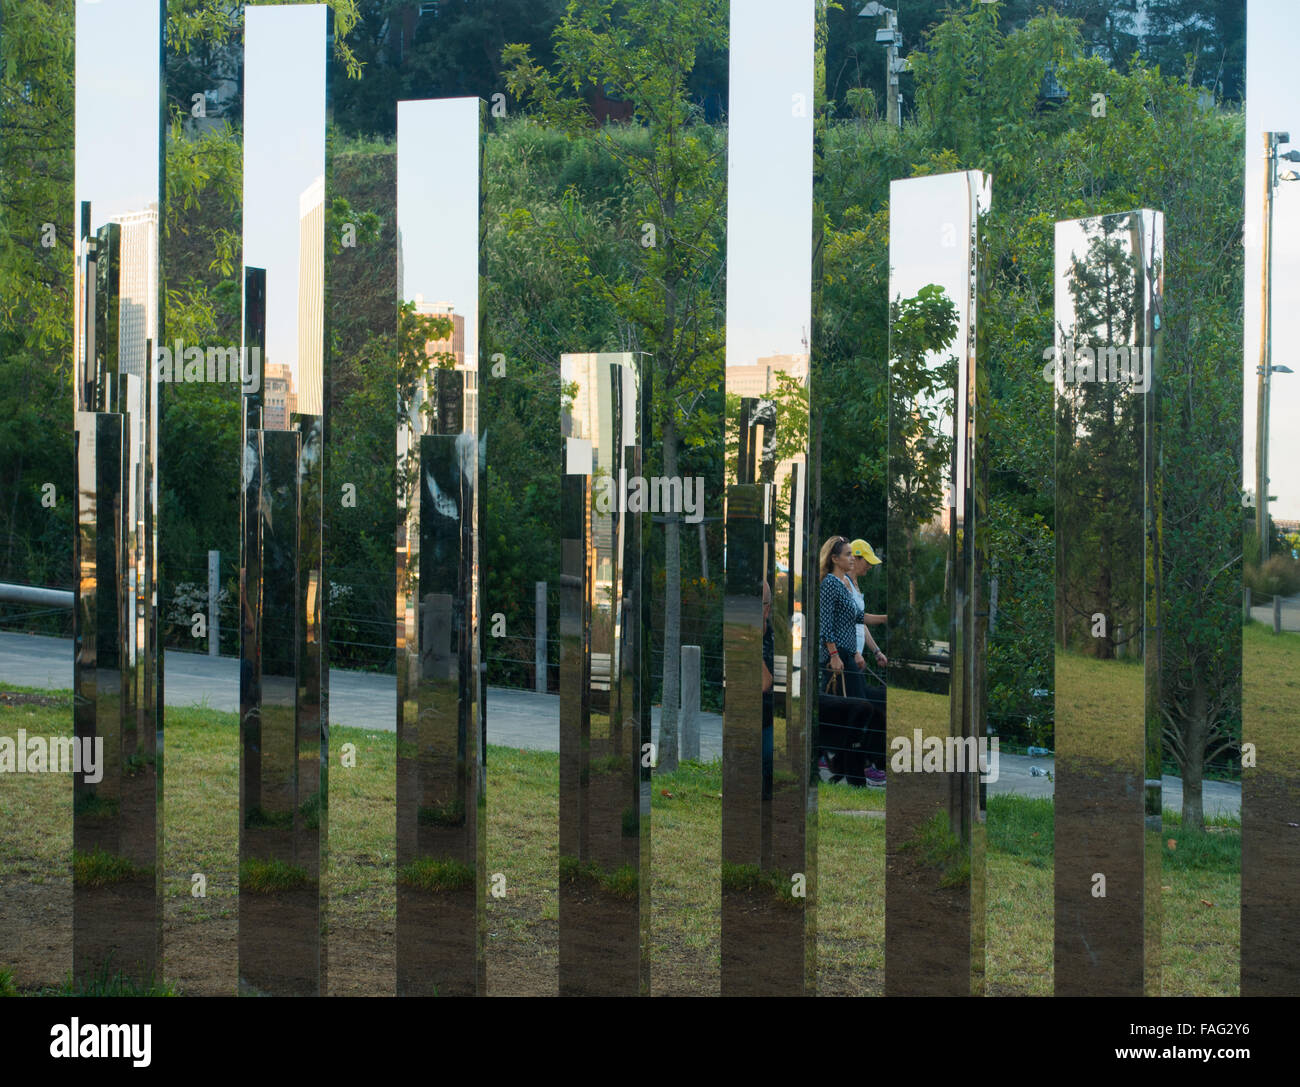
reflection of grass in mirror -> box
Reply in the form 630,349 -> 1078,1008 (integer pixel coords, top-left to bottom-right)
299,789 -> 322,830
899,812 -> 969,889
720,861 -> 801,907
73,847 -> 148,887
239,857 -> 313,895
397,856 -> 475,893
558,856 -> 638,899
1054,648 -> 1144,767
0,687 -> 1244,994
1243,622 -> 1300,750
56,964 -> 175,997
244,806 -> 293,830
417,797 -> 465,826
73,791 -> 120,820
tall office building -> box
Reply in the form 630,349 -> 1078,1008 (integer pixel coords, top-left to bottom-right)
263,361 -> 298,431
414,297 -> 473,427
297,176 -> 325,415
113,204 -> 159,379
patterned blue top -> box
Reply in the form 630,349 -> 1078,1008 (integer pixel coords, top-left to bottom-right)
819,573 -> 864,664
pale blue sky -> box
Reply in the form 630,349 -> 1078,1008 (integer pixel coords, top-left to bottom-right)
397,98 -> 480,367
1245,0 -> 1300,519
725,0 -> 815,367
74,0 -> 159,231
243,4 -> 327,397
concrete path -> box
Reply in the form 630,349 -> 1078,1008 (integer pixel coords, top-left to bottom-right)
0,630 -> 1241,815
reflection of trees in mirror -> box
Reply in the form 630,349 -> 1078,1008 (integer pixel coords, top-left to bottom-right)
1057,224 -> 1144,660
888,284 -> 957,669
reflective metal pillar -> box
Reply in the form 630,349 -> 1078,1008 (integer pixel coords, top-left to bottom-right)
238,4 -> 329,996
558,352 -> 651,996
884,170 -> 991,996
1052,210 -> 1163,995
69,0 -> 164,988
721,0 -> 816,996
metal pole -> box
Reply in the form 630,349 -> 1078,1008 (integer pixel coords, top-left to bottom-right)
535,580 -> 547,693
1257,133 -> 1277,559
680,644 -> 701,762
208,549 -> 220,657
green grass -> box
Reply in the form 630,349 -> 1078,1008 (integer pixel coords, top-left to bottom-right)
238,857 -> 314,895
558,856 -> 639,899
397,856 -> 475,893
73,847 -> 147,887
0,682 -> 1245,995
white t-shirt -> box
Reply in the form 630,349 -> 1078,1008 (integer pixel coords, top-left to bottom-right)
847,580 -> 865,655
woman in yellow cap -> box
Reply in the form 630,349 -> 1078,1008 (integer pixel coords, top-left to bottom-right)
847,539 -> 888,672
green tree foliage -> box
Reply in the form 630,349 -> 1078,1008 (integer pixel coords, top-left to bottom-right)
501,0 -> 728,770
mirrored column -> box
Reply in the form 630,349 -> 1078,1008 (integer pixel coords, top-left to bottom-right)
395,97 -> 485,997
884,170 -> 991,996
721,0 -> 815,996
1242,117 -> 1300,992
238,3 -> 329,996
1052,210 -> 1163,996
71,0 -> 163,988
559,352 -> 650,996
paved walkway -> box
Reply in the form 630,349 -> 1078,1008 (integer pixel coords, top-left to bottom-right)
0,631 -> 1240,816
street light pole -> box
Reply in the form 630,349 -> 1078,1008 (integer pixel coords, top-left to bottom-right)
1257,133 -> 1278,557
1257,132 -> 1300,560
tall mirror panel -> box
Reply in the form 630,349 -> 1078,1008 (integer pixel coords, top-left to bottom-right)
884,170 -> 990,996
395,96 -> 485,997
1052,210 -> 1163,996
1241,0 -> 1300,995
559,351 -> 650,995
721,0 -> 815,996
238,3 -> 329,997
70,0 -> 163,988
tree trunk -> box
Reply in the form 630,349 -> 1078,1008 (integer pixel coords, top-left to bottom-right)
1180,679 -> 1208,833
658,415 -> 682,772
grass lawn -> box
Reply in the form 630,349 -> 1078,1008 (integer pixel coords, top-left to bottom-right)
0,682 -> 1240,995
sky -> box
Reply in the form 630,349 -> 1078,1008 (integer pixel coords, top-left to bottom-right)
889,170 -> 986,502
74,0 -> 159,237
397,98 -> 480,368
1245,0 -> 1300,520
725,0 -> 815,367
242,4 -> 327,401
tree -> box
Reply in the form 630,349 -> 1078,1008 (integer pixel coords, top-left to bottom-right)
503,0 -> 727,772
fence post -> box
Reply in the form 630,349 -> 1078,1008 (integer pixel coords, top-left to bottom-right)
208,549 -> 220,657
1243,585 -> 1252,622
535,581 -> 548,692
1274,594 -> 1283,635
680,644 -> 701,762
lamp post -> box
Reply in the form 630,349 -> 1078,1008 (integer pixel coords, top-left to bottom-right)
1256,133 -> 1300,559
860,2 -> 902,128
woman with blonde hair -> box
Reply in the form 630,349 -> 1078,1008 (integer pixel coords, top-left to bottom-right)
818,536 -> 867,698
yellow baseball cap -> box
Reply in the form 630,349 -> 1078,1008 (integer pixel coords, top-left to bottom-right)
850,539 -> 881,564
